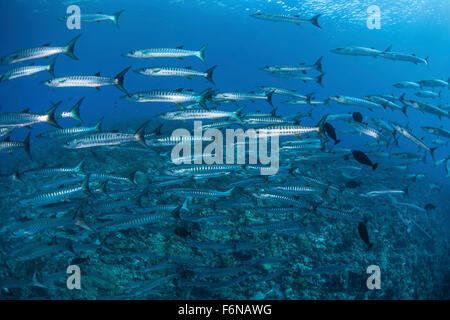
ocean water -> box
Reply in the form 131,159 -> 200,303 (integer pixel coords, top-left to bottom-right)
0,0 -> 449,299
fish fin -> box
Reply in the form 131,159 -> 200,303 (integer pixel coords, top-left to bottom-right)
70,97 -> 84,122
205,65 -> 216,85
317,73 -> 324,87
81,174 -> 91,195
48,57 -> 56,77
23,133 -> 31,160
372,163 -> 379,171
314,56 -> 323,73
45,102 -> 62,128
266,90 -> 274,107
94,72 -> 101,76
114,66 -> 131,94
134,121 -> 150,149
197,44 -> 207,63
64,34 -> 81,60
74,160 -> 84,174
94,118 -> 103,132
309,14 -> 321,29
112,10 -> 125,27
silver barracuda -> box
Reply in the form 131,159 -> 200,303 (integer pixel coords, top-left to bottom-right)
400,94 -> 449,119
415,90 -> 441,99
124,88 -> 214,107
59,10 -> 124,27
0,58 -> 55,82
421,126 -> 450,139
135,66 -> 216,84
122,45 -> 207,63
37,119 -> 102,139
379,49 -> 429,65
64,121 -> 149,149
330,46 -> 389,57
250,12 -> 321,29
167,187 -> 235,198
0,35 -> 81,65
257,115 -> 328,138
21,161 -> 84,179
260,57 -> 323,73
418,79 -> 448,88
393,81 -> 421,89
42,67 -> 130,94
391,122 -> 437,157
329,95 -> 385,112
214,91 -> 274,107
0,102 -> 61,128
160,106 -> 245,123
0,133 -> 31,159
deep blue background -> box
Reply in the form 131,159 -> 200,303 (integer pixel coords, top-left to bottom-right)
0,0 -> 448,187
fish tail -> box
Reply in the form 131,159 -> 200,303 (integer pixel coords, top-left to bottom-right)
430,147 -> 437,159
134,120 -> 150,149
45,101 -> 62,128
225,187 -> 235,196
198,88 -> 214,108
32,271 -> 47,289
305,92 -> 314,105
317,73 -> 324,87
205,65 -> 216,84
64,34 -> 81,60
47,57 -> 56,76
81,174 -> 91,195
317,114 -> 328,139
197,44 -> 207,63
23,132 -> 31,160
372,163 -> 379,171
231,105 -> 245,124
94,117 -> 103,132
112,10 -> 125,27
128,170 -> 138,185
334,139 -> 341,145
70,97 -> 84,122
114,66 -> 131,94
310,14 -> 321,29
314,56 -> 323,73
266,90 -> 274,107
74,160 -> 84,174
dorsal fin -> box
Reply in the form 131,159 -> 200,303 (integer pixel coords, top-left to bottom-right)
97,11 -> 103,14
42,43 -> 51,47
185,66 -> 192,69
21,108 -> 30,113
412,53 -> 416,56
176,46 -> 184,49
175,88 -> 183,92
94,72 -> 101,76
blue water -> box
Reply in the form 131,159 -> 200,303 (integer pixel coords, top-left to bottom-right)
0,0 -> 448,299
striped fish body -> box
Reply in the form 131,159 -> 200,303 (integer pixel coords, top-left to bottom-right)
0,64 -> 51,81
161,109 -> 233,120
65,132 -> 137,149
257,124 -> 320,137
124,47 -> 204,61
1,46 -> 63,65
0,112 -> 51,128
167,188 -> 234,198
0,140 -> 26,153
19,184 -> 87,207
43,75 -> 115,89
38,124 -> 100,139
136,66 -> 205,78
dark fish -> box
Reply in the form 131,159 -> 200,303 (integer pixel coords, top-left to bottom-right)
358,222 -> 373,249
323,122 -> 341,144
351,150 -> 378,170
352,112 -> 363,123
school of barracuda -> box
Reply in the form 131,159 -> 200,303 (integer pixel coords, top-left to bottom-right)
0,8 -> 449,300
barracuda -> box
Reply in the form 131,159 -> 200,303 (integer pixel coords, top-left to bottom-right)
418,79 -> 448,88
331,46 -> 388,57
250,12 -> 321,29
391,123 -> 437,157
64,121 -> 149,149
393,81 -> 421,89
0,102 -> 61,128
351,122 -> 384,140
42,67 -> 130,94
167,187 -> 235,198
364,95 -> 403,113
0,35 -> 81,65
123,45 -> 207,63
147,135 -> 213,147
0,58 -> 55,82
160,106 -> 245,123
421,126 -> 450,139
257,115 -> 328,138
360,188 -> 408,197
379,50 -> 429,65
268,184 -> 322,195
165,164 -> 242,176
260,57 -> 323,73
252,192 -> 304,207
59,10 -> 124,27
400,94 -> 449,119
257,86 -> 313,100
19,176 -> 90,207
22,161 -> 84,178
124,88 -> 214,107
214,91 -> 274,107
329,95 -> 385,111
135,65 -> 216,84
0,133 -> 31,159
38,119 -> 102,139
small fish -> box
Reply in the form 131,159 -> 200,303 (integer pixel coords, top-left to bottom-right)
323,122 -> 340,144
351,150 -> 378,170
250,12 -> 321,29
135,65 -> 217,84
42,67 -> 130,94
352,112 -> 363,123
122,45 -> 207,63
59,10 -> 125,27
0,35 -> 81,65
0,57 -> 56,82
